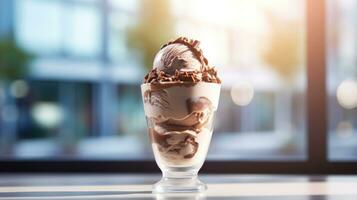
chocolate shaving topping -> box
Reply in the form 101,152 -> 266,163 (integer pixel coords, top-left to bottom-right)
144,68 -> 221,84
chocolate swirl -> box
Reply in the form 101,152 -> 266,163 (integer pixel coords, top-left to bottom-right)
161,37 -> 209,71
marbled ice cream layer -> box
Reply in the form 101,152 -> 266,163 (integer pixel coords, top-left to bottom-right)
142,83 -> 220,167
142,37 -> 221,167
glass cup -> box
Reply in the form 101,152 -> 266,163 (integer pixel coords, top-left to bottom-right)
141,82 -> 220,193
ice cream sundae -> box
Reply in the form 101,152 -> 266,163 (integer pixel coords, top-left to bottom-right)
141,37 -> 221,192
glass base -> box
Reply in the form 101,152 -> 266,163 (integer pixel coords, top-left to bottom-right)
155,192 -> 207,200
153,171 -> 207,193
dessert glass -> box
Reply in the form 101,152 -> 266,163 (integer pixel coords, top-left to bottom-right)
141,82 -> 220,193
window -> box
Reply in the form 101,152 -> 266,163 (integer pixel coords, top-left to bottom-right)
7,81 -> 93,158
108,12 -> 137,64
15,0 -> 101,58
327,0 -> 357,161
1,0 -> 356,173
15,0 -> 63,54
63,4 -> 101,57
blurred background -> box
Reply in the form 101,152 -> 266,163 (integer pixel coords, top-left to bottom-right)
0,0 -> 355,161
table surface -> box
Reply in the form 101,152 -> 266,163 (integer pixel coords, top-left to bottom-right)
0,174 -> 357,200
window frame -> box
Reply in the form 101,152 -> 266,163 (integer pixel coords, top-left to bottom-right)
1,0 -> 357,174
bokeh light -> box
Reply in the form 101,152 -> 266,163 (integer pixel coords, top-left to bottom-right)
336,79 -> 357,109
336,121 -> 353,138
31,102 -> 63,129
230,81 -> 255,106
1,105 -> 18,122
10,80 -> 29,98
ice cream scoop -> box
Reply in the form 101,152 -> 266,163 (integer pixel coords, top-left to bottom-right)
153,43 -> 202,74
144,37 -> 220,84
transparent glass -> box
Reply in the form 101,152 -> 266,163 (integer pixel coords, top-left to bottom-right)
146,113 -> 214,193
141,83 -> 220,193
